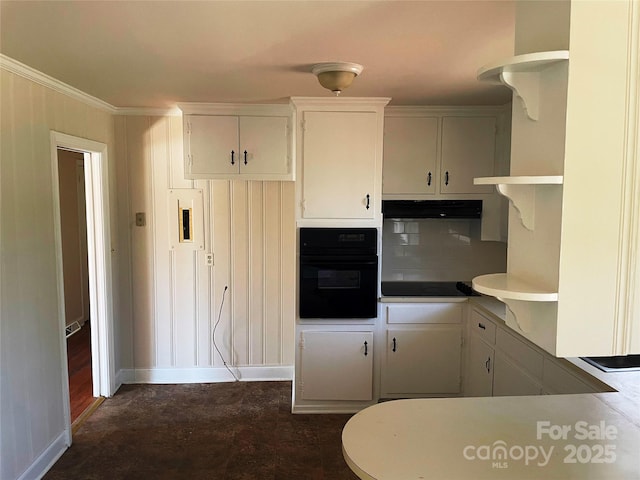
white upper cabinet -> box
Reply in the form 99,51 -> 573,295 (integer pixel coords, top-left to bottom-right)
301,111 -> 377,219
382,116 -> 438,195
382,109 -> 505,197
440,116 -> 496,195
291,97 -> 389,224
180,103 -> 293,181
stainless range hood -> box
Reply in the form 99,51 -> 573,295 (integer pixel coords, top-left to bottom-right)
382,200 -> 482,219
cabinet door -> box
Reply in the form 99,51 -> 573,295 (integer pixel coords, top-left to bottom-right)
382,116 -> 438,195
465,334 -> 494,397
300,331 -> 373,401
493,351 -> 543,396
301,111 -> 378,219
440,116 -> 496,194
542,359 -> 601,394
382,326 -> 462,395
239,116 -> 289,175
186,115 -> 239,175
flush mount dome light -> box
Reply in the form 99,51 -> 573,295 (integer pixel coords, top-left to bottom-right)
311,62 -> 364,96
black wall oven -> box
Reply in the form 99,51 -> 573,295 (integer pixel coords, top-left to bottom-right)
299,228 -> 378,319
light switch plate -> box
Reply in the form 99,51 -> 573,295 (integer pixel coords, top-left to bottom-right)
205,253 -> 214,266
135,212 -> 146,227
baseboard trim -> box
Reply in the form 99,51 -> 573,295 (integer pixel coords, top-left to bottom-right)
115,368 -> 133,387
118,365 -> 293,384
291,402 -> 375,414
18,431 -> 68,480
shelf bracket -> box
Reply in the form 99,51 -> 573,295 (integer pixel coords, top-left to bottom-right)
500,71 -> 539,121
495,183 -> 535,231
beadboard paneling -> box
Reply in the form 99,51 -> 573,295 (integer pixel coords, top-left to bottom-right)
120,116 -> 295,373
0,70 -> 117,480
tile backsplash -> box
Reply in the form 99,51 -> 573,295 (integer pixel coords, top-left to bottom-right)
382,218 -> 507,282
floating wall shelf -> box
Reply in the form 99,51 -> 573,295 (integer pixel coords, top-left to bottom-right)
474,176 -> 563,230
472,273 -> 558,302
477,50 -> 569,121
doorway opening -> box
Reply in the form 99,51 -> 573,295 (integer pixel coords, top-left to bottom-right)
57,149 -> 96,425
51,132 -> 115,445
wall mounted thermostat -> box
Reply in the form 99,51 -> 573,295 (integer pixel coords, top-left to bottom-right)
167,189 -> 204,251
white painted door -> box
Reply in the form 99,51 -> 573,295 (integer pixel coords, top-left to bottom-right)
301,111 -> 378,219
187,115 -> 238,175
239,116 -> 289,175
300,331 -> 373,401
493,351 -> 543,396
440,116 -> 496,194
382,326 -> 462,395
382,116 -> 438,195
465,334 -> 494,397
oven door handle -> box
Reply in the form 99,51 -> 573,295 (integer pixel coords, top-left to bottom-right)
300,255 -> 377,265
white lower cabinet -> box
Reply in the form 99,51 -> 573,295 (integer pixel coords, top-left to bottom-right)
380,302 -> 463,398
465,333 -> 494,397
493,351 -> 543,396
382,327 -> 462,395
542,358 -> 608,394
464,305 -> 609,397
299,330 -> 373,401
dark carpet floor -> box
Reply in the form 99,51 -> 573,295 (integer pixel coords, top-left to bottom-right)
44,381 -> 359,480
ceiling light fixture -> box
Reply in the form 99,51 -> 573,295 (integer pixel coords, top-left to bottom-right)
311,62 -> 364,96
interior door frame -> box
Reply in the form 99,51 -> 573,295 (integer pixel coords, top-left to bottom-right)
50,131 -> 116,444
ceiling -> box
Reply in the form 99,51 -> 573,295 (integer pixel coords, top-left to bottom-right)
0,0 -> 515,109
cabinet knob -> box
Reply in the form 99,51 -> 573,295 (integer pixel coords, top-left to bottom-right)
244,150 -> 248,165
231,150 -> 235,165
427,171 -> 432,186
365,194 -> 370,210
445,171 -> 449,186
392,337 -> 397,352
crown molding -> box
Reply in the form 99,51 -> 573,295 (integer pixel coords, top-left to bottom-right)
384,104 -> 511,116
0,54 -> 117,114
115,107 -> 182,116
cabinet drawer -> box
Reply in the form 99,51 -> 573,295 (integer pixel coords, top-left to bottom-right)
469,310 -> 497,344
542,359 -> 600,395
386,303 -> 462,324
496,328 -> 543,380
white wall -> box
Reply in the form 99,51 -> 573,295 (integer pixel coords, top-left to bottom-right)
115,115 -> 296,380
0,68 -> 118,480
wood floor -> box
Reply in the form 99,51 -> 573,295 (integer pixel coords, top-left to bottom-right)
67,322 -> 94,423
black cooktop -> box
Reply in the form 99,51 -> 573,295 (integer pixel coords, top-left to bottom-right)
381,281 -> 479,297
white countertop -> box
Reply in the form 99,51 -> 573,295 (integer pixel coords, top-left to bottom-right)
343,395 -> 640,479
355,295 -> 640,479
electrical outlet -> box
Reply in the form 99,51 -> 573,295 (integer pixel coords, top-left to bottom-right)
135,212 -> 146,227
205,253 -> 214,266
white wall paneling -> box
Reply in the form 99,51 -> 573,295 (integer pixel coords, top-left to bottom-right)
0,67 -> 119,480
120,115 -> 296,377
